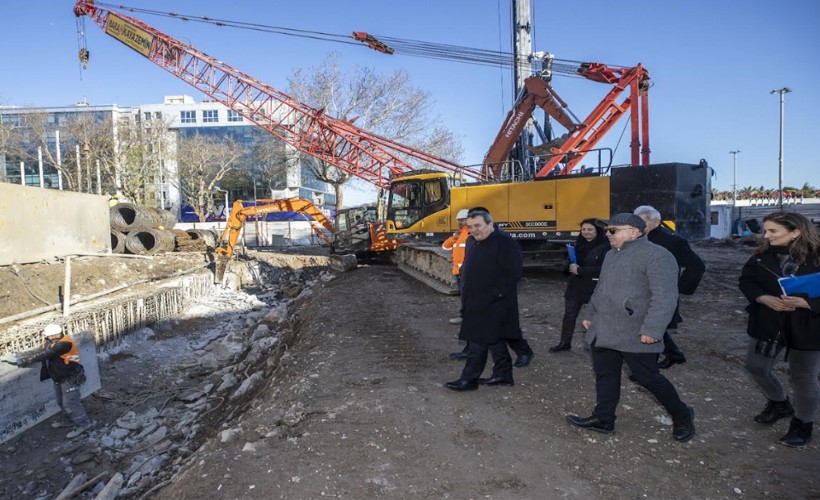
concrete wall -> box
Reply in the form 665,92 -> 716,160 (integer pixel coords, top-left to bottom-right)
0,331 -> 100,443
0,184 -> 110,266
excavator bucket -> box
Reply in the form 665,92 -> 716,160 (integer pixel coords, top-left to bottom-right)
214,254 -> 229,284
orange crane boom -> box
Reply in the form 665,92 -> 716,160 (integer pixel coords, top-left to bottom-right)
73,1 -> 484,189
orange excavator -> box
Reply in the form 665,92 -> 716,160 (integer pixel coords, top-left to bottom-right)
215,198 -> 333,281
214,199 -> 399,282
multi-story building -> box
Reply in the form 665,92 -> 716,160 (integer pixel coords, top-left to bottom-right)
0,96 -> 335,219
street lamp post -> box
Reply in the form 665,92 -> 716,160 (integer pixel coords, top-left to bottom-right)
770,87 -> 791,210
729,150 -> 740,205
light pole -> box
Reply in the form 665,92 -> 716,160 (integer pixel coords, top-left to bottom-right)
770,87 -> 791,210
729,150 -> 740,205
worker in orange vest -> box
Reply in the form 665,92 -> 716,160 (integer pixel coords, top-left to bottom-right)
442,209 -> 471,324
15,324 -> 93,439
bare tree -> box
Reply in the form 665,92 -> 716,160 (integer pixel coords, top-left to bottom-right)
286,52 -> 463,211
60,113 -> 116,193
249,137 -> 291,197
0,118 -> 15,183
113,116 -> 172,205
174,133 -> 244,221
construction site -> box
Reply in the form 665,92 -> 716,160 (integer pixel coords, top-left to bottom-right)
1,1 -> 818,499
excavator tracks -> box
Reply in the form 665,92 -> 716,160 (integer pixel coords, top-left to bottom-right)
391,242 -> 458,295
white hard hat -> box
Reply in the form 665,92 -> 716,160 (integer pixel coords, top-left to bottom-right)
456,209 -> 469,220
43,323 -> 63,337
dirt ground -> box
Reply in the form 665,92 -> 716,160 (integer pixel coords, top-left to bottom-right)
1,241 -> 819,499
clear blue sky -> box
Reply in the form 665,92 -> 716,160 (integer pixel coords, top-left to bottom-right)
2,1 -> 818,200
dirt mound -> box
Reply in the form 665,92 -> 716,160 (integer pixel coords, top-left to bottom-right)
0,254 -> 211,322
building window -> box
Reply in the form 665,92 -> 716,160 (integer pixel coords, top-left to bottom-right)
180,110 -> 196,124
227,110 -> 243,122
143,111 -> 152,121
203,110 -> 219,123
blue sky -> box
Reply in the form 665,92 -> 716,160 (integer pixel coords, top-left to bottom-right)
2,1 -> 818,201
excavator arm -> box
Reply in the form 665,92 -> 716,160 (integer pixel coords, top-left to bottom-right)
214,198 -> 333,282
533,63 -> 650,177
483,54 -> 651,179
482,76 -> 579,179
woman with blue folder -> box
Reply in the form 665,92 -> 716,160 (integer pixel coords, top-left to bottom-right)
550,218 -> 609,352
738,211 -> 820,447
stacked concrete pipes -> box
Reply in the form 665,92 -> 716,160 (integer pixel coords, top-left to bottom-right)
110,203 -> 177,255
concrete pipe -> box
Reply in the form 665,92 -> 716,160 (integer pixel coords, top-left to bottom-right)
186,229 -> 219,249
149,208 -> 177,230
110,230 -> 126,254
110,203 -> 161,232
125,228 -> 176,255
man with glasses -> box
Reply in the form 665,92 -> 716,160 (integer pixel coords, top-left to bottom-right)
565,213 -> 696,441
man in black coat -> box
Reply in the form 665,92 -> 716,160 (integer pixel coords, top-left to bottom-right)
445,210 -> 524,391
634,206 -> 706,369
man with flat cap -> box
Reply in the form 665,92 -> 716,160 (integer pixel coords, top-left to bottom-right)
565,213 -> 696,442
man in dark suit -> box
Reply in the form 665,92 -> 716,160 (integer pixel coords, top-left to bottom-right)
634,205 -> 706,369
445,209 -> 524,390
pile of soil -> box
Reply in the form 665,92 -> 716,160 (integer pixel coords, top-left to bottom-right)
0,254 -> 211,320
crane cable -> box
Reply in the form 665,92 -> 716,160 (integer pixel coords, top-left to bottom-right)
90,2 -> 626,78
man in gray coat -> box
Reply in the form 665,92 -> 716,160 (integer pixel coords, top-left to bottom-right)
565,213 -> 696,442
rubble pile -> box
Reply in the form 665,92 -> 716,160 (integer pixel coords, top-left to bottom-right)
0,260 -> 334,499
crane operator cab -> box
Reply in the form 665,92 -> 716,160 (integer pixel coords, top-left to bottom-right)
387,171 -> 449,233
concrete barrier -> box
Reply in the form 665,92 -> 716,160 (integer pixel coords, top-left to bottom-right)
0,184 -> 110,266
0,331 -> 100,444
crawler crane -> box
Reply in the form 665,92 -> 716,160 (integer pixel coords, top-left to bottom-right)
74,2 -> 711,293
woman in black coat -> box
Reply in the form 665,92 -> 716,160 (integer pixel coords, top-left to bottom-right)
550,218 -> 610,352
738,211 -> 820,448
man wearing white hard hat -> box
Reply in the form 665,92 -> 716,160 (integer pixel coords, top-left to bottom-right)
442,208 -> 471,325
16,323 -> 93,439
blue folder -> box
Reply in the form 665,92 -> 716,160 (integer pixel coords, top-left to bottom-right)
566,244 -> 576,264
778,272 -> 820,299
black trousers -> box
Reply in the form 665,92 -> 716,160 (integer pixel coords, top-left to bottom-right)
459,336 -> 532,357
662,331 -> 685,359
591,346 -> 689,425
560,296 -> 585,344
460,340 -> 513,382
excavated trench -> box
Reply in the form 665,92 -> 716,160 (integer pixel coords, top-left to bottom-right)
0,252 -> 337,499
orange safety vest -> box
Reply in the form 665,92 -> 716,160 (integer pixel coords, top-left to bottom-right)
43,335 -> 81,365
441,226 -> 470,275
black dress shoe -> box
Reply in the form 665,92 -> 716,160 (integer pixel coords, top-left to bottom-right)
565,414 -> 614,434
449,351 -> 469,360
658,356 -> 686,369
672,406 -> 696,442
478,376 -> 514,386
514,352 -> 534,368
445,379 -> 478,391
549,343 -> 571,353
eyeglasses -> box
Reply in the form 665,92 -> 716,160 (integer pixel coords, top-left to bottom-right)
606,227 -> 628,234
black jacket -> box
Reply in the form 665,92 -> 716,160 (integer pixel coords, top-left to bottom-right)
647,226 -> 706,295
647,226 -> 706,328
564,233 -> 610,303
20,338 -> 84,383
459,227 -> 523,344
738,249 -> 820,351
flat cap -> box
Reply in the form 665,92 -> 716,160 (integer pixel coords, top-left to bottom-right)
603,213 -> 646,232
